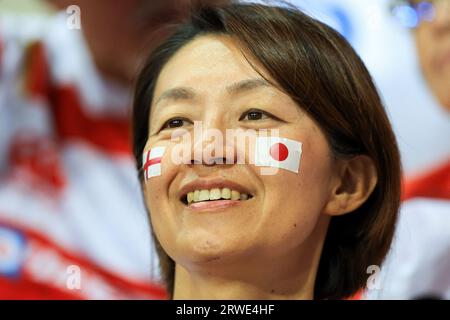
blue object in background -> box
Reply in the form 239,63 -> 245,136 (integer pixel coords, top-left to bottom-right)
0,226 -> 26,278
293,0 -> 355,43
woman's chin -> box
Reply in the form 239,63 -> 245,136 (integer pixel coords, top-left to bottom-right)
174,235 -> 251,267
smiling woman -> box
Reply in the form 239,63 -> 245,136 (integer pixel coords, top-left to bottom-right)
132,1 -> 402,300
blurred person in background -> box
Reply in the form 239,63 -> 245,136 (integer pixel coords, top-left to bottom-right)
0,0 -> 225,299
364,0 -> 450,299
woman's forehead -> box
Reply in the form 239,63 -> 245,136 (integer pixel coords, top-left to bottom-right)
153,35 -> 269,96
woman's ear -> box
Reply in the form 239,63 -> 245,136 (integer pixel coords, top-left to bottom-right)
324,155 -> 378,216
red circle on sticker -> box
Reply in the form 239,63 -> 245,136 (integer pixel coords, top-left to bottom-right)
269,143 -> 289,161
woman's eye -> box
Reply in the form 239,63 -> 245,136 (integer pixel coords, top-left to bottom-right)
161,118 -> 192,130
240,109 -> 274,121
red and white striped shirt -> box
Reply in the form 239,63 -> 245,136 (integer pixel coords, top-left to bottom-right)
0,12 -> 165,299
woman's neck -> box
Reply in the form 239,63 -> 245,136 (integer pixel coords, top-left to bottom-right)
172,215 -> 330,300
173,242 -> 323,300
173,267 -> 315,300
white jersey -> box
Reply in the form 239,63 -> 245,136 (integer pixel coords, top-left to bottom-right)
364,160 -> 450,300
365,198 -> 450,299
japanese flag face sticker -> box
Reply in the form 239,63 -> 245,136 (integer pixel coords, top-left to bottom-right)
255,137 -> 302,174
143,146 -> 166,181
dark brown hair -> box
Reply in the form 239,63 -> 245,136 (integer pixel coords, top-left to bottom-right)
132,1 -> 402,300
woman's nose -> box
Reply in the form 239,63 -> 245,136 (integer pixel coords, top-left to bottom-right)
191,129 -> 238,166
188,116 -> 240,166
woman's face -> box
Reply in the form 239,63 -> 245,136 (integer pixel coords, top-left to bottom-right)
143,35 -> 337,271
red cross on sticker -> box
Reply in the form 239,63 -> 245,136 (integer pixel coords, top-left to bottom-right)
143,146 -> 166,180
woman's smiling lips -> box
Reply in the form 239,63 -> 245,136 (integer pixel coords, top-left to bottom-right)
188,199 -> 244,212
177,178 -> 255,213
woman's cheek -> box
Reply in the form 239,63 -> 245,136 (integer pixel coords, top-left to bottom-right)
143,143 -> 179,217
143,144 -> 181,255
257,174 -> 323,254
257,137 -> 331,245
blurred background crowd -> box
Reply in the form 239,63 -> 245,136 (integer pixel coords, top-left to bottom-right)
0,0 -> 448,299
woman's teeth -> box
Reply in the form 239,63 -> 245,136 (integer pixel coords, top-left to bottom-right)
186,188 -> 251,204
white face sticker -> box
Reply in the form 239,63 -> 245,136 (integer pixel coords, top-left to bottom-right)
143,146 -> 166,180
254,136 -> 302,173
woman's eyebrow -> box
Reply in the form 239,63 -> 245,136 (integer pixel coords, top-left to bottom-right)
226,78 -> 271,95
154,87 -> 196,107
153,78 -> 271,108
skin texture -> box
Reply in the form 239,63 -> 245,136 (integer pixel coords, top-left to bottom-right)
142,35 -> 377,299
414,0 -> 450,110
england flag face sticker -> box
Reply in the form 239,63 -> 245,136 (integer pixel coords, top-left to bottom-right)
143,146 -> 166,180
255,136 -> 302,173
